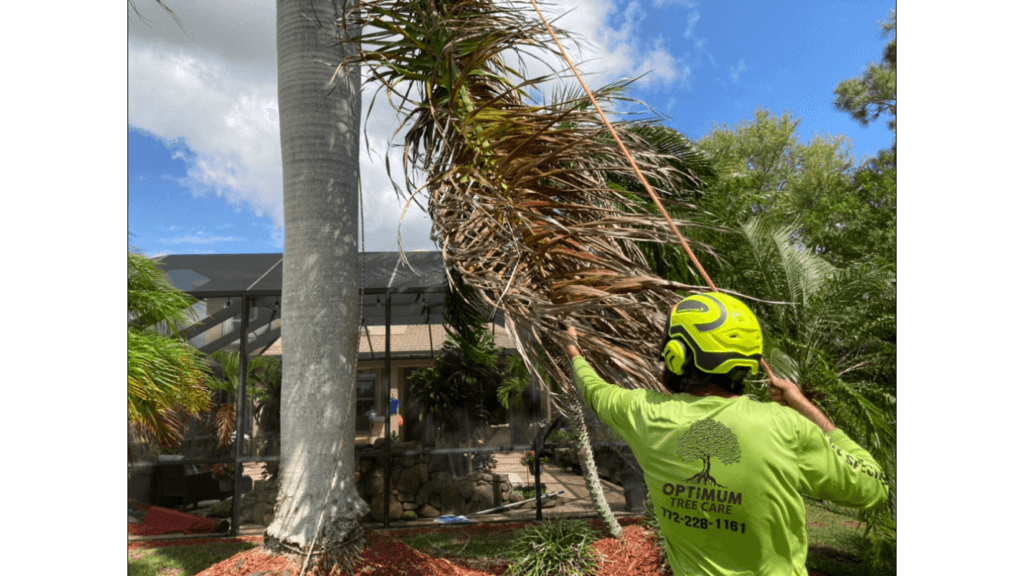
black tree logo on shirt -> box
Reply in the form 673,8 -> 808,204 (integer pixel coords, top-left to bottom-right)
676,418 -> 742,488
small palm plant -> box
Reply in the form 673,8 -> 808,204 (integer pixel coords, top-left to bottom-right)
205,350 -> 276,450
506,517 -> 602,576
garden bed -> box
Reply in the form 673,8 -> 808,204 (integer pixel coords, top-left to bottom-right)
128,516 -> 847,573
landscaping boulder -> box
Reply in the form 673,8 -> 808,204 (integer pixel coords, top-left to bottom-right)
417,503 -> 440,518
397,463 -> 429,493
370,493 -> 403,521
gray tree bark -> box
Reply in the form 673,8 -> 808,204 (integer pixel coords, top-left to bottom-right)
263,0 -> 368,572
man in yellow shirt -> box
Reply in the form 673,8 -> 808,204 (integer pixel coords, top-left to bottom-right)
563,292 -> 889,576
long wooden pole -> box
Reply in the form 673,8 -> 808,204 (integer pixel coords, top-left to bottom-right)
527,0 -> 776,379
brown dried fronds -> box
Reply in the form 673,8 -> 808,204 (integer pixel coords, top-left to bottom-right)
335,0 -> 742,397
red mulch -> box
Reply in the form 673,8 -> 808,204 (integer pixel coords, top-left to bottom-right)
131,517 -> 833,576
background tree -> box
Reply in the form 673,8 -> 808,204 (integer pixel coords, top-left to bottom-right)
128,249 -> 212,465
404,270 -> 507,476
635,111 -> 893,309
251,356 -> 284,479
833,10 -> 896,135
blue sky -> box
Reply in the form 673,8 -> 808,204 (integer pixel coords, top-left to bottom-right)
129,0 -> 896,258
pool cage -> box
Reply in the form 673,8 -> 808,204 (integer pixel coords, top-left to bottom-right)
128,252 -> 640,538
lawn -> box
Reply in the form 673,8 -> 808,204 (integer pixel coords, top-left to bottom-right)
128,537 -> 261,576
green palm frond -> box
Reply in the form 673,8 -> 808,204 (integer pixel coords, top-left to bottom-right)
128,250 -> 214,452
207,350 -> 274,399
732,218 -> 895,537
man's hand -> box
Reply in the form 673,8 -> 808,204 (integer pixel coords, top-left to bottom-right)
768,374 -> 803,408
565,326 -> 581,359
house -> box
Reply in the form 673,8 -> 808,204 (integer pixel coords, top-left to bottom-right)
155,251 -> 552,449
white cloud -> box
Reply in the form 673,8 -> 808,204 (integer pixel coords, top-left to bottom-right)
525,0 -> 685,91
129,0 -> 687,253
684,10 -> 700,39
651,0 -> 700,8
730,58 -> 747,83
158,233 -> 248,245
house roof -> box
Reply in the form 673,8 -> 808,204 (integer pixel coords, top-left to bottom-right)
155,251 -> 505,327
153,251 -> 515,360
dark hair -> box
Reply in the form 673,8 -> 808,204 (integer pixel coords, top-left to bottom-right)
662,365 -> 748,396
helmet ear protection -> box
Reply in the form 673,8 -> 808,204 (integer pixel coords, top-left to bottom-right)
662,339 -> 688,376
661,302 -> 690,376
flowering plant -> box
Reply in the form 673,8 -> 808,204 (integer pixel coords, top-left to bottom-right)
520,451 -> 549,470
211,463 -> 234,480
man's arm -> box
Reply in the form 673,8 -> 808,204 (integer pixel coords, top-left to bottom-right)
790,397 -> 836,433
570,355 -> 637,433
563,327 -> 637,434
770,373 -> 889,510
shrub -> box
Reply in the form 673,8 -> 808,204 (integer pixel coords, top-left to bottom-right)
548,429 -> 572,444
506,517 -> 602,576
513,485 -> 546,501
208,498 -> 233,518
856,514 -> 896,576
472,450 -> 497,473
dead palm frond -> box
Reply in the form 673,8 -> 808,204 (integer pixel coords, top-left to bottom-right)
339,0 -> 736,397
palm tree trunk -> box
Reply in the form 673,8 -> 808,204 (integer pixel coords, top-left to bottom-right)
263,1 -> 368,572
566,393 -> 622,539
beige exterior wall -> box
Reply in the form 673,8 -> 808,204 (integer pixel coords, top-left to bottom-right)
183,300 -> 539,453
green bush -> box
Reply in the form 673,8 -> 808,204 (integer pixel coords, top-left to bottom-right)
856,514 -> 896,576
506,517 -> 602,576
207,498 -> 233,518
548,429 -> 572,444
513,485 -> 546,501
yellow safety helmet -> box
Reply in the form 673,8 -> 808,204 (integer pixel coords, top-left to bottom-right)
661,292 -> 763,377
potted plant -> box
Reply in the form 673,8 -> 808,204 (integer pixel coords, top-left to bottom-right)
520,450 -> 550,479
211,463 -> 234,492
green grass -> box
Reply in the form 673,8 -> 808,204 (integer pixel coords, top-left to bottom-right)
398,526 -> 519,558
802,498 -> 893,576
127,540 -> 259,576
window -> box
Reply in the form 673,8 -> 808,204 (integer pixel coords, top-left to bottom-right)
355,370 -> 378,433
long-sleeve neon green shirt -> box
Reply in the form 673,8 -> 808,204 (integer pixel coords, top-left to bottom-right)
571,355 -> 889,576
